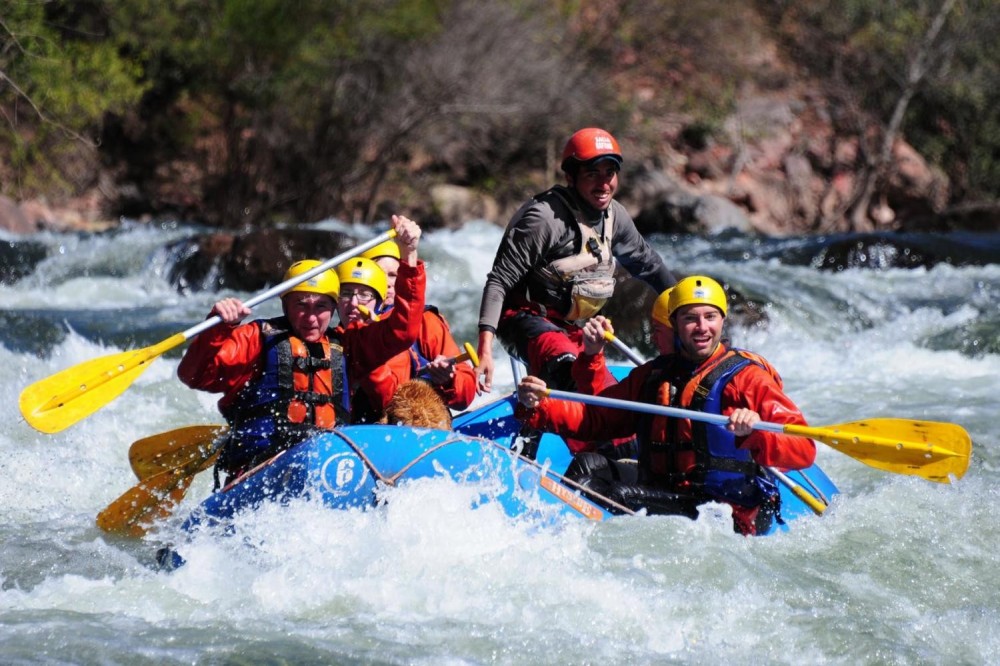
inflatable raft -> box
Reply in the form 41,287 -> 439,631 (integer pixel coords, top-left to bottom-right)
180,393 -> 838,536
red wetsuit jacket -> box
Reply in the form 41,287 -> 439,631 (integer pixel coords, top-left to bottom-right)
356,307 -> 477,416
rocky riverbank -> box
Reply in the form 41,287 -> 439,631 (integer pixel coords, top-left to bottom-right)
5,80 -> 995,239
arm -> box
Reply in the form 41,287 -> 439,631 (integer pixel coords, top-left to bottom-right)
419,310 -> 477,410
344,260 -> 427,375
477,201 -> 558,391
177,320 -> 263,399
723,365 -> 817,470
515,364 -> 653,441
610,202 -> 677,293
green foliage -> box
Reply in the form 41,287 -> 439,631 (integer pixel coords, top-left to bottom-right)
4,0 -> 997,222
0,1 -> 148,196
764,0 -> 1000,201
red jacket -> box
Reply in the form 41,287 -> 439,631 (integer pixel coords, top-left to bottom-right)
521,345 -> 816,470
177,318 -> 272,411
357,307 -> 477,414
178,261 -> 426,417
572,348 -> 621,396
340,261 -> 426,393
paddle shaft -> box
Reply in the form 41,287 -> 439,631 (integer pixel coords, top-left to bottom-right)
547,388 -> 745,429
28,231 -> 396,424
178,230 -> 396,343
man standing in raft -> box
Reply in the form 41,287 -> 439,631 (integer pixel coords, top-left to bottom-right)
178,216 -> 424,481
476,127 -> 677,392
516,276 -> 817,535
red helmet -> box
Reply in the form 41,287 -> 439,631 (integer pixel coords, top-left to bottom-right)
560,128 -> 623,173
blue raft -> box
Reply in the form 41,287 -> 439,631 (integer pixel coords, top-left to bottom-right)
182,393 -> 838,536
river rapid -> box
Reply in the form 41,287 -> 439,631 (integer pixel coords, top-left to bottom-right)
1,220 -> 998,665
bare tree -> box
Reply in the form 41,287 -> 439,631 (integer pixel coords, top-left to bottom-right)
846,0 -> 958,230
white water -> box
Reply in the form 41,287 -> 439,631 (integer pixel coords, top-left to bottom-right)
1,222 -> 998,664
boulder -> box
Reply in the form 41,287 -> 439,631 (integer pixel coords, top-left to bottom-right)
428,184 -> 500,229
0,238 -> 48,284
166,227 -> 357,293
633,184 -> 753,235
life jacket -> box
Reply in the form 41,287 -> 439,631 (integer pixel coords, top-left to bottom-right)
524,186 -> 617,323
636,348 -> 780,509
220,316 -> 346,471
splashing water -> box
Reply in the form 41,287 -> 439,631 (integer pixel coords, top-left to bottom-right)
1,222 -> 997,663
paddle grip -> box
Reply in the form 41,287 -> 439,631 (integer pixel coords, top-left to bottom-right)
606,332 -> 645,365
417,343 -> 480,375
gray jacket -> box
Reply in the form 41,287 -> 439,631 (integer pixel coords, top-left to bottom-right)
478,186 -> 675,331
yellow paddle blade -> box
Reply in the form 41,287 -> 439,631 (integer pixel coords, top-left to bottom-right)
96,468 -> 196,537
786,418 -> 972,483
19,333 -> 187,434
129,425 -> 227,481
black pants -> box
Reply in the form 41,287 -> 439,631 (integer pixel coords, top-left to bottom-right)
564,452 -> 701,519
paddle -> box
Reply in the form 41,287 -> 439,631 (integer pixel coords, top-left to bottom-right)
97,443 -> 222,537
600,331 -> 971,483
129,424 -> 228,481
20,231 -> 397,434
545,388 -> 971,484
601,331 -> 828,513
97,424 -> 227,536
414,342 -> 480,379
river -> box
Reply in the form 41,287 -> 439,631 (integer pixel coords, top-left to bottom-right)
1,220 -> 998,665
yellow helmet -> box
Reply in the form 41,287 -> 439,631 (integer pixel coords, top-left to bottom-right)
650,287 -> 674,327
360,238 -> 401,262
336,257 -> 388,301
281,260 -> 339,300
666,276 -> 727,319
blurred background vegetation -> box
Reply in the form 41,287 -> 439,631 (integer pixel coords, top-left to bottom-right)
1,0 -> 997,230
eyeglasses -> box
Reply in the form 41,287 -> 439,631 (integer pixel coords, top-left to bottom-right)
339,289 -> 376,304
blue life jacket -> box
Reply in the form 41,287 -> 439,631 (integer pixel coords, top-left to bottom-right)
638,350 -> 780,508
220,316 -> 345,472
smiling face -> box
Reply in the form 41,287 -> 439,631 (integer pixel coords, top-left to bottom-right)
283,292 -> 335,343
673,304 -> 724,361
568,160 -> 619,211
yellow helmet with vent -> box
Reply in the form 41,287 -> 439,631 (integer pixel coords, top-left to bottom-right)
281,260 -> 339,300
666,276 -> 727,319
651,287 -> 674,327
335,257 -> 388,301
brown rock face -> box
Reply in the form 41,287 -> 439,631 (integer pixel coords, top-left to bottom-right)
0,196 -> 34,234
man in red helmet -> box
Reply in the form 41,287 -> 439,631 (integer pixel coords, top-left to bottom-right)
476,127 -> 677,394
